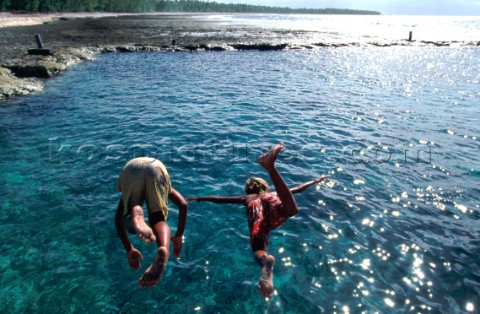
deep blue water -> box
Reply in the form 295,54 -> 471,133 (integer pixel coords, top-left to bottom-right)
0,48 -> 479,313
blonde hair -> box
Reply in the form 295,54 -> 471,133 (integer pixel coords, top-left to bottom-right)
245,177 -> 270,195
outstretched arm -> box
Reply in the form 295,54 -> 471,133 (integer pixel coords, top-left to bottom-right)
114,199 -> 143,270
289,175 -> 329,195
187,195 -> 246,205
169,188 -> 188,258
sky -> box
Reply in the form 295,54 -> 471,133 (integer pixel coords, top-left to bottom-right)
217,0 -> 480,15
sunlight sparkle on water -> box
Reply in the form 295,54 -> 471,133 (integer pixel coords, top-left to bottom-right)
325,181 -> 336,188
361,259 -> 370,270
455,203 -> 468,213
466,302 -> 475,312
282,256 -> 293,266
384,298 -> 395,308
361,218 -> 375,227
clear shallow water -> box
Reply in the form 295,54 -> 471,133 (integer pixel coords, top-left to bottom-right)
0,47 -> 479,313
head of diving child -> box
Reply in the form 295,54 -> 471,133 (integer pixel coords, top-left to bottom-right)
245,177 -> 270,195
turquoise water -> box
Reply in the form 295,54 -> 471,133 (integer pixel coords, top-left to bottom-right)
0,48 -> 479,313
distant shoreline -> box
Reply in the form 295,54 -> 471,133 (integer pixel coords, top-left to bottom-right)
0,12 -> 191,28
0,0 -> 381,16
0,10 -> 381,29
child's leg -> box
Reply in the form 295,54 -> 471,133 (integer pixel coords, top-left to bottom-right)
257,142 -> 298,217
254,250 -> 275,298
138,212 -> 171,288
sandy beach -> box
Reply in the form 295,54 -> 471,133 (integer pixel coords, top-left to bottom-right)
0,12 -> 127,28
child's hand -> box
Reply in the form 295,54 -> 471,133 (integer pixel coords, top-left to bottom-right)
127,247 -> 143,270
186,197 -> 197,203
171,235 -> 183,258
314,175 -> 329,184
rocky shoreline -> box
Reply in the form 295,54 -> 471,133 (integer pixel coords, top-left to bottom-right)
1,13 -> 479,102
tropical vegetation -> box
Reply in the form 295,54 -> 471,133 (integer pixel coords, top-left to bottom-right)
1,0 -> 380,15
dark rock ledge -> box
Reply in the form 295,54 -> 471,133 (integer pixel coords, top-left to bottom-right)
0,47 -> 95,101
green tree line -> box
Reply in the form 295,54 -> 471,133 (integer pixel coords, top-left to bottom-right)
0,0 -> 380,15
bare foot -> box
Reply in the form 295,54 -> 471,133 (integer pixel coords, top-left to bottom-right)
258,255 -> 275,298
257,142 -> 284,172
132,206 -> 156,244
138,247 -> 169,288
